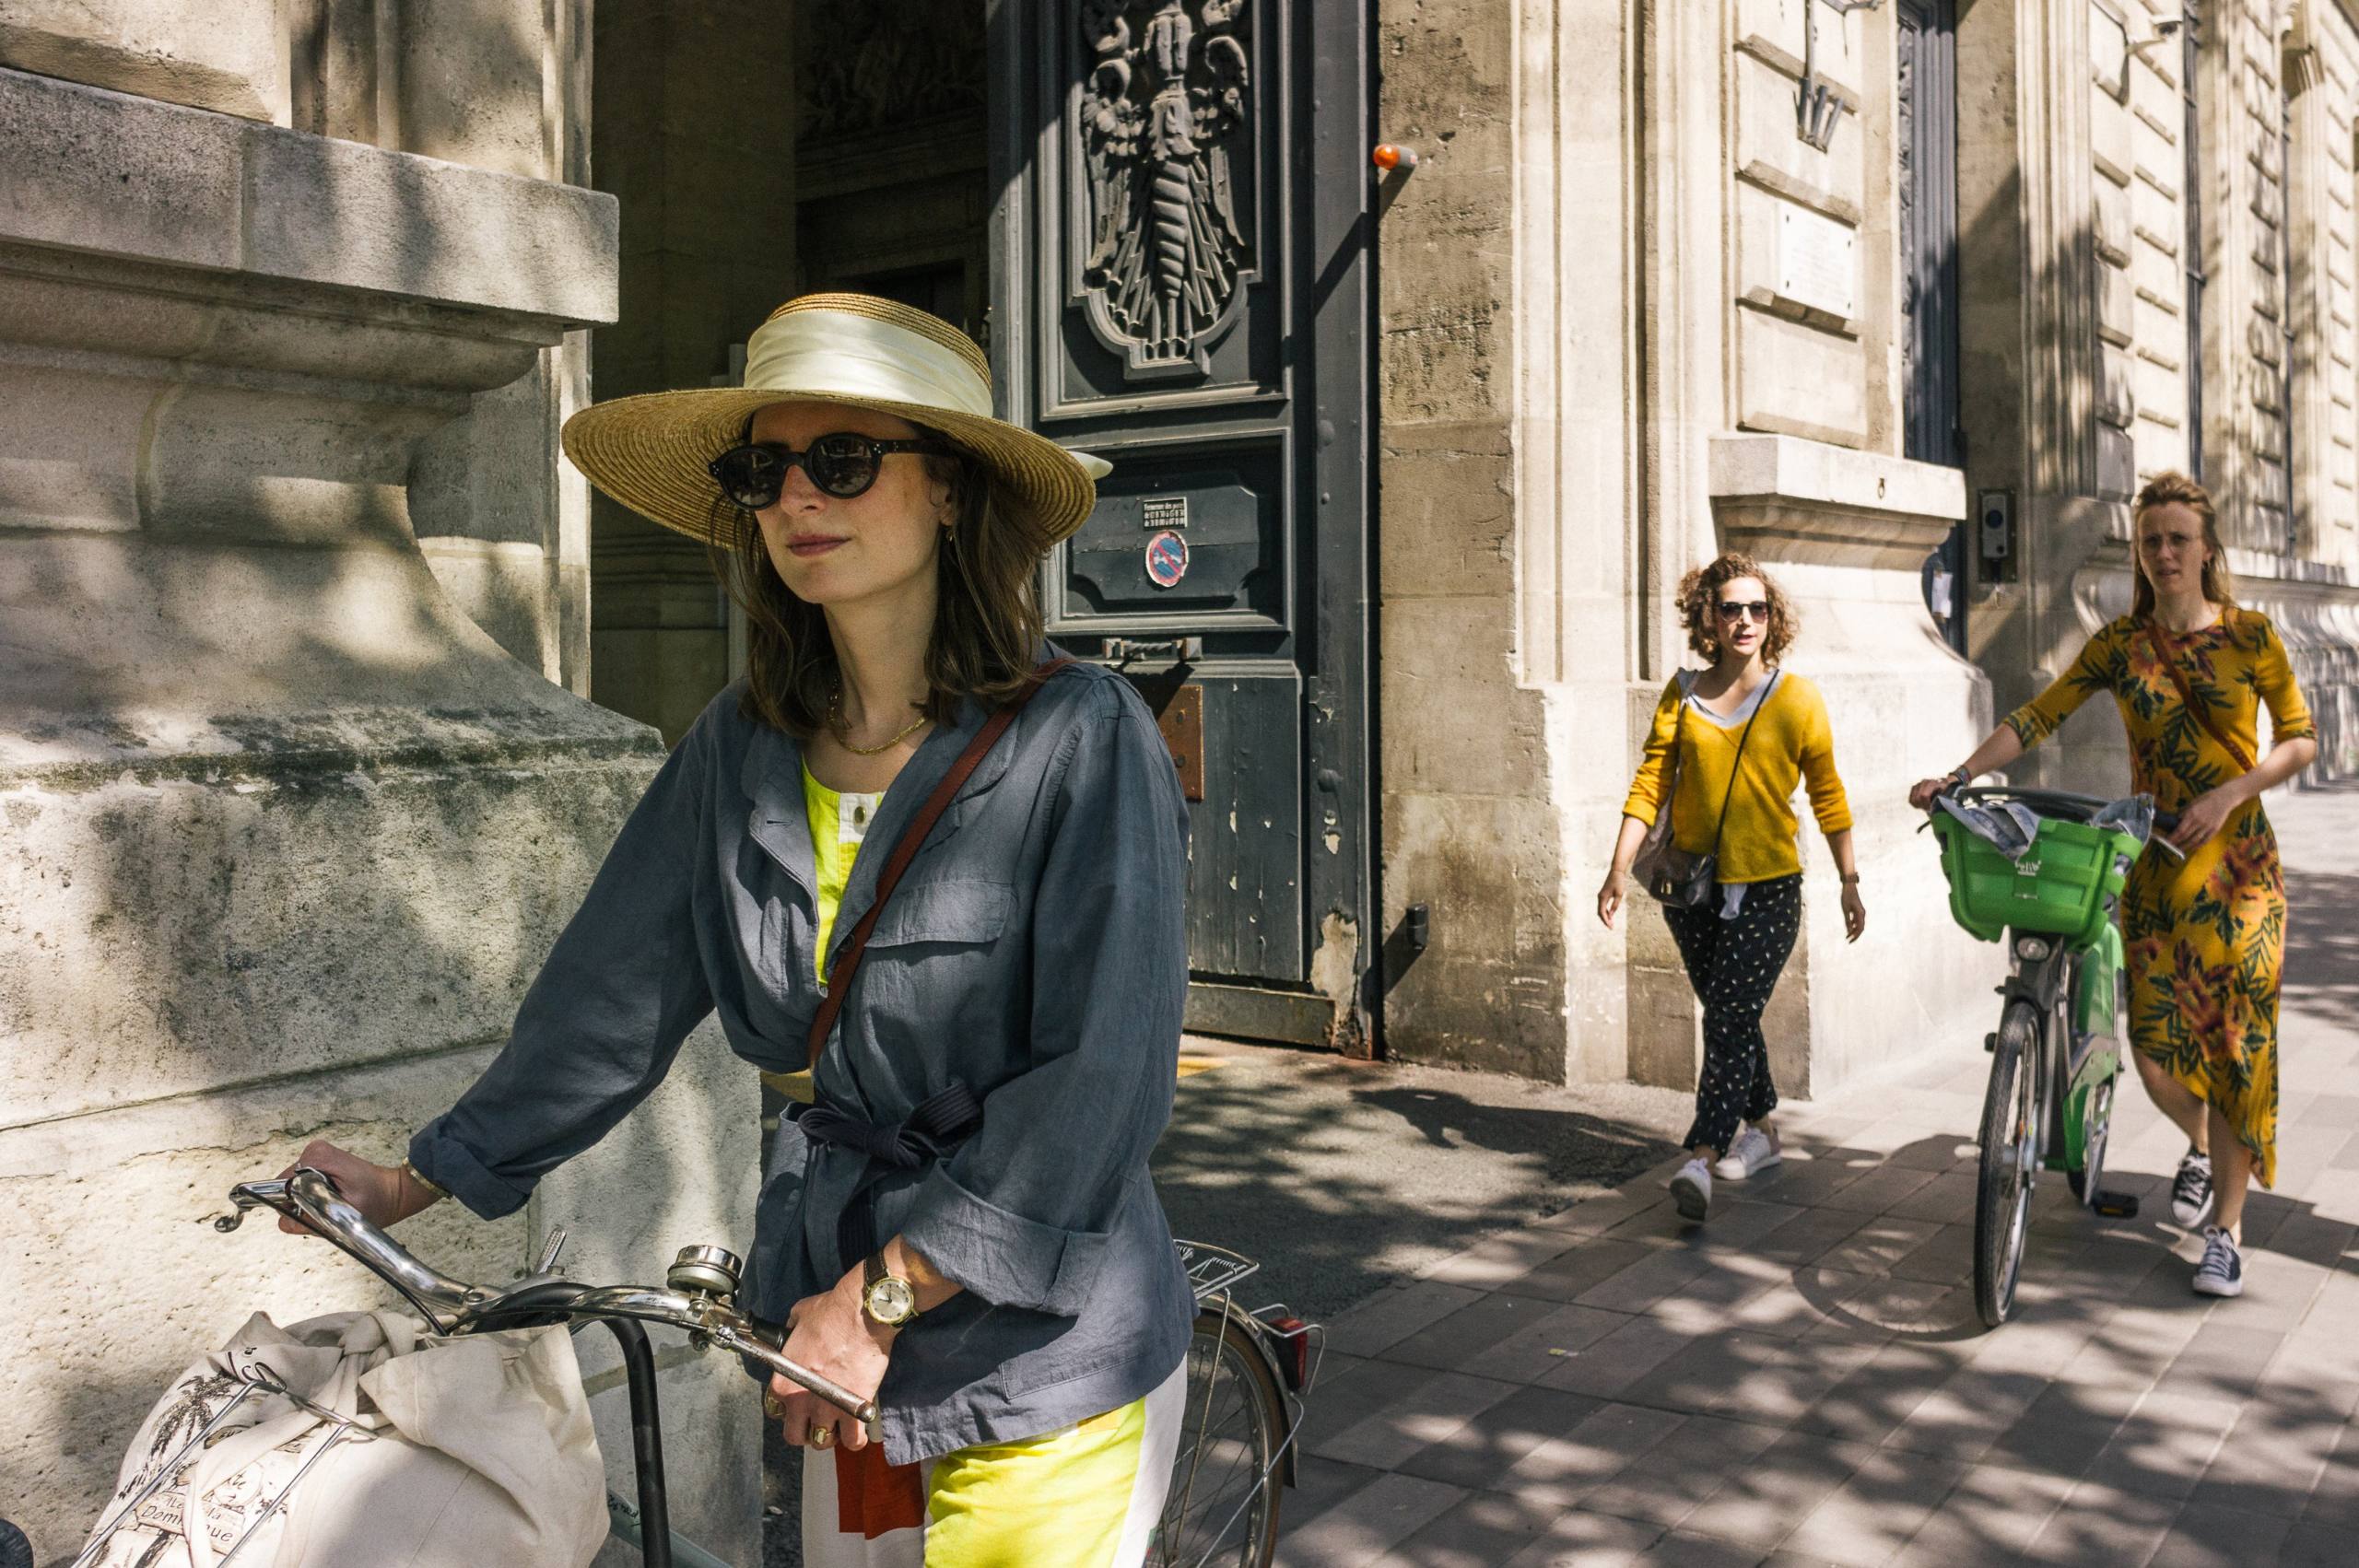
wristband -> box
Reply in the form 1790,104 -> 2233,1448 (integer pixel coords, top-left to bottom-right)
1838,873 -> 1860,884
399,1158 -> 449,1203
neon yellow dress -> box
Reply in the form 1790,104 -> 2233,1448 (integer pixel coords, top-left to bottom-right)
2003,610 -> 2314,1187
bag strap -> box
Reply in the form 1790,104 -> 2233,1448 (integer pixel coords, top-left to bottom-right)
1706,670 -> 1778,859
1658,674 -> 1691,827
805,658 -> 1075,1069
2142,621 -> 2255,773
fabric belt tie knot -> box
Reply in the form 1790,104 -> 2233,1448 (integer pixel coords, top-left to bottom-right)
798,1082 -> 985,1169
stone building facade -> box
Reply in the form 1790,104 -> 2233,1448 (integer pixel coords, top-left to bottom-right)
7,0 -> 2359,1560
0,3 -> 758,1561
1374,0 -> 2359,1102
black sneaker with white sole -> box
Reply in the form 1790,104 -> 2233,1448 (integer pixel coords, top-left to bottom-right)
2171,1151 -> 2215,1228
2192,1225 -> 2244,1297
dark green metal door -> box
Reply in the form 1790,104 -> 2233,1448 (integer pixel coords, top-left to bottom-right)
988,0 -> 1375,1048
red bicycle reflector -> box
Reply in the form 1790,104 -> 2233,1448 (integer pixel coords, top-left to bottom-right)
1266,1316 -> 1312,1391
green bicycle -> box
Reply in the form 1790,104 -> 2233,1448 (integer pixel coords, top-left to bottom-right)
1929,785 -> 2176,1328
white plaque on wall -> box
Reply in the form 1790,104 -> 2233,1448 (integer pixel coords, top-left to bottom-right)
1777,203 -> 1858,321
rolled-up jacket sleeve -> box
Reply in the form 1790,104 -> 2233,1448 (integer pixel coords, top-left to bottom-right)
408,726 -> 717,1219
897,698 -> 1189,1314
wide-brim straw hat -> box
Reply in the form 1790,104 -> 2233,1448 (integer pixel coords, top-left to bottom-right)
560,292 -> 1109,553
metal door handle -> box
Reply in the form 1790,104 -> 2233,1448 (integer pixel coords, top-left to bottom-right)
1104,637 -> 1201,668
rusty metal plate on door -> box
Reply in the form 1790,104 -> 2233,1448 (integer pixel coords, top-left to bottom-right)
1156,684 -> 1205,802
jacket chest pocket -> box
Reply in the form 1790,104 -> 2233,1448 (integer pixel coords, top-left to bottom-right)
865,878 -> 1014,949
853,879 -> 1015,1025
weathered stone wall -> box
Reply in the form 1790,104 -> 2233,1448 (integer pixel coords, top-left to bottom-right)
0,6 -> 758,1560
1375,0 -> 1584,1079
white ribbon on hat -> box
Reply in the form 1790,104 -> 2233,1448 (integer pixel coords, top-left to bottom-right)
741,307 -> 993,416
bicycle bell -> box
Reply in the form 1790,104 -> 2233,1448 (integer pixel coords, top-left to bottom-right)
668,1244 -> 743,1299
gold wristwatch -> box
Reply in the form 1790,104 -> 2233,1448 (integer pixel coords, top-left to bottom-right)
861,1253 -> 922,1328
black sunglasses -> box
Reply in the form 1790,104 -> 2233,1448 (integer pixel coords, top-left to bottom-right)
1717,599 -> 1771,622
707,433 -> 954,509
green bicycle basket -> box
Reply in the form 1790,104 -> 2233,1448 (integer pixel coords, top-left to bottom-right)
1931,810 -> 2141,946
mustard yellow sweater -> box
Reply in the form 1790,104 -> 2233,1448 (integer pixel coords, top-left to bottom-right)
1621,672 -> 1852,883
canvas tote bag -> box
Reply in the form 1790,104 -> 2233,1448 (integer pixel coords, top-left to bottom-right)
85,1308 -> 606,1568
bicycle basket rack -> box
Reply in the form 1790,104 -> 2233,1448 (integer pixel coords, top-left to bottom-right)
74,1364 -> 373,1568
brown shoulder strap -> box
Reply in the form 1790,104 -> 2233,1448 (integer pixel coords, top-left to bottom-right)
805,658 -> 1075,1069
2142,622 -> 2255,772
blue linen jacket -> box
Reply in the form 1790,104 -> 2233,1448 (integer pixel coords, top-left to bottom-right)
408,659 -> 1197,1463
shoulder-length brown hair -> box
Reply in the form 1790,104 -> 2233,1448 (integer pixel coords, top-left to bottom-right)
710,437 -> 1048,738
2130,470 -> 2237,621
1677,552 -> 1798,665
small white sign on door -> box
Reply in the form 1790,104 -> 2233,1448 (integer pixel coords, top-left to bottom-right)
1777,203 -> 1858,321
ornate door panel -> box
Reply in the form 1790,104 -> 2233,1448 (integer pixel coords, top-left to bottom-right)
989,0 -> 1374,1047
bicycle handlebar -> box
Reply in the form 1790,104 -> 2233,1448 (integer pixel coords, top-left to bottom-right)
1935,783 -> 2180,838
218,1169 -> 879,1424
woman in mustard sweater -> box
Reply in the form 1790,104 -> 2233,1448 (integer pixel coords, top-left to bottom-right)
1597,554 -> 1865,1221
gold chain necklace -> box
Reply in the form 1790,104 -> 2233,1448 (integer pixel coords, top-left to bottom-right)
827,688 -> 931,755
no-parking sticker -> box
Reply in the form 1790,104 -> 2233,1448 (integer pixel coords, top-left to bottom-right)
1144,529 -> 1191,589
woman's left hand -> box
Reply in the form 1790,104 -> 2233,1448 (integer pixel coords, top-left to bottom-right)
769,1273 -> 895,1452
2167,785 -> 2241,853
1840,883 -> 1866,943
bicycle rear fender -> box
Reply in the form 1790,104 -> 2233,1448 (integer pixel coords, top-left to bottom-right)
2071,923 -> 2124,1043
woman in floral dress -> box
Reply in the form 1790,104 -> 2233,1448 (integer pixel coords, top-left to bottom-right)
1911,472 -> 2318,1298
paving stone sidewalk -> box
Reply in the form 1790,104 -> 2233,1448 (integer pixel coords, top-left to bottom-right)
1278,782 -> 2359,1568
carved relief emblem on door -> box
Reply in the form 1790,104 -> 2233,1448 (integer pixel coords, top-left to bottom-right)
1076,0 -> 1254,378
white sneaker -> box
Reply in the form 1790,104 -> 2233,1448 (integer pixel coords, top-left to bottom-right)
2171,1151 -> 2215,1229
1714,1127 -> 1783,1181
1669,1157 -> 1712,1222
2192,1225 -> 2244,1298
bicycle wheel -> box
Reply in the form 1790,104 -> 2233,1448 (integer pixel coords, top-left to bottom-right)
1974,1001 -> 2044,1328
1151,1307 -> 1286,1568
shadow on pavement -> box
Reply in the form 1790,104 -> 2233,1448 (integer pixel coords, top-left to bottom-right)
1155,1070 -> 1680,1322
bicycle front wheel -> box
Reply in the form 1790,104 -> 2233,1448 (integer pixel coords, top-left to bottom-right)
1974,1001 -> 2044,1328
1151,1307 -> 1286,1568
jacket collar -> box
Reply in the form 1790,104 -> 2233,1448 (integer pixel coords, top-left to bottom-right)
738,693 -> 1022,954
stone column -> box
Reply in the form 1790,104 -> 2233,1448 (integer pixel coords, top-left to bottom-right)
0,42 -> 754,1568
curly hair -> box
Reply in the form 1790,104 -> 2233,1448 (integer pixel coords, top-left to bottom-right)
709,433 -> 1048,740
2130,469 -> 2237,620
1677,553 -> 1798,665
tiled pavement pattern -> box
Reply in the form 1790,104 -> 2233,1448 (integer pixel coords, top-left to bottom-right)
1276,783 -> 2359,1567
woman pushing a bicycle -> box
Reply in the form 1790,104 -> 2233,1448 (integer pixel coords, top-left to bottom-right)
1910,471 -> 2317,1299
276,294 -> 1196,1565
1597,553 -> 1866,1223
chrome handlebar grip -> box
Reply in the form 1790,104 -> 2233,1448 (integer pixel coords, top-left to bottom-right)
219,1169 -> 481,1330
219,1170 -> 878,1423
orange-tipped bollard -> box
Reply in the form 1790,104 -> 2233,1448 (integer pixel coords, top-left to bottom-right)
1371,143 -> 1419,172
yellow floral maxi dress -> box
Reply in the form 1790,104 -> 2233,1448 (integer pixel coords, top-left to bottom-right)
2003,610 -> 2314,1188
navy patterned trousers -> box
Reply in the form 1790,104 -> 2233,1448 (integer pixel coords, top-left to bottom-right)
1661,872 -> 1802,1156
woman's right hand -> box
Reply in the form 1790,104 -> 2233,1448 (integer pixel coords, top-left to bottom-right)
1596,868 -> 1627,930
1907,774 -> 1956,812
274,1139 -> 422,1235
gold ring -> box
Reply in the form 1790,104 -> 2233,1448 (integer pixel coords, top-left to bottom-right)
762,1393 -> 787,1421
808,1424 -> 836,1449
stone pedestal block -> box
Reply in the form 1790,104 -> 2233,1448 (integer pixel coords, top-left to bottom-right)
0,66 -> 756,1564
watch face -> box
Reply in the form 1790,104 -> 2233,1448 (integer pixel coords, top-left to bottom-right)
865,1275 -> 918,1325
